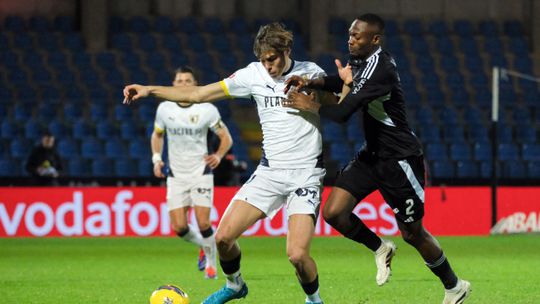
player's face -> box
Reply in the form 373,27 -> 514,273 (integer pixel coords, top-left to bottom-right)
172,72 -> 197,87
348,20 -> 381,59
259,50 -> 290,78
42,136 -> 54,148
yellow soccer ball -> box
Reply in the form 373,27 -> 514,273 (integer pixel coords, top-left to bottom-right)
149,284 -> 190,304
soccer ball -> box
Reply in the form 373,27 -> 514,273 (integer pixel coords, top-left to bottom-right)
149,284 -> 190,304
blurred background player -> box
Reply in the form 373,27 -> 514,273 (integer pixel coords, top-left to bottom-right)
25,130 -> 63,186
125,22 -> 336,304
284,14 -> 470,304
151,66 -> 233,279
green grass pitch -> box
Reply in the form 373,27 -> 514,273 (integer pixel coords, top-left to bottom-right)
1,235 -> 539,303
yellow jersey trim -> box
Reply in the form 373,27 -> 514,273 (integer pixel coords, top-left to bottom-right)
219,80 -> 234,99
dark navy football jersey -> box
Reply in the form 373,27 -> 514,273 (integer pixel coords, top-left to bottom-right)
319,47 -> 423,159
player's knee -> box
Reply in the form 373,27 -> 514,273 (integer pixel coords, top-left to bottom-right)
401,229 -> 423,246
287,248 -> 308,268
401,231 -> 415,245
322,203 -> 340,225
215,231 -> 235,251
400,223 -> 427,246
172,222 -> 188,235
197,220 -> 211,232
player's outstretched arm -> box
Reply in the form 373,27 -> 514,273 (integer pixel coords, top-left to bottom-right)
123,82 -> 227,104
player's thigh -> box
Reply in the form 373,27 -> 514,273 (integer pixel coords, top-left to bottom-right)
334,154 -> 378,203
286,214 -> 316,256
169,206 -> 190,231
375,155 -> 426,223
397,218 -> 426,237
285,167 -> 325,219
190,174 -> 214,209
166,177 -> 192,210
217,199 -> 265,241
232,166 -> 286,219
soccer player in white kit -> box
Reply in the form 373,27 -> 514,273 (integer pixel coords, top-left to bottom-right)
124,23 -> 335,304
151,66 -> 233,280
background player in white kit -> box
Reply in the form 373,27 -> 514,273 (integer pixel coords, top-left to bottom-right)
124,23 -> 335,304
151,66 -> 233,280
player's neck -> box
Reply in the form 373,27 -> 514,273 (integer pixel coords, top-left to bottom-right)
276,57 -> 293,78
283,57 -> 292,75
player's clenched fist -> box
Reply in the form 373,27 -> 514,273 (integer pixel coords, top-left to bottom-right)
284,75 -> 308,94
123,84 -> 150,104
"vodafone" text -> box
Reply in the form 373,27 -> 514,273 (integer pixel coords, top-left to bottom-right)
0,188 -> 398,237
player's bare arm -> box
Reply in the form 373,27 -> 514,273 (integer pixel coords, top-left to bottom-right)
204,122 -> 233,169
150,129 -> 165,178
123,82 -> 227,105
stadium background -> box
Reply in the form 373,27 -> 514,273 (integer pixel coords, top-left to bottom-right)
1,0 -> 540,302
0,0 -> 539,186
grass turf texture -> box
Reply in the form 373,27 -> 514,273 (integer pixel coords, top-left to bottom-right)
1,235 -> 539,303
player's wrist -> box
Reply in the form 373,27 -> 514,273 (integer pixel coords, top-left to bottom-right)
152,153 -> 162,165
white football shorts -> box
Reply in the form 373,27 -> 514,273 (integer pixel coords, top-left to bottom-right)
166,174 -> 214,210
231,165 -> 326,219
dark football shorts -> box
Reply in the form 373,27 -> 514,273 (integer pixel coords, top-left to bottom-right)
335,151 -> 426,223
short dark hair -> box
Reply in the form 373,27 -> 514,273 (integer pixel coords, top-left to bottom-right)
174,66 -> 198,82
358,13 -> 385,34
42,129 -> 53,137
253,22 -> 293,58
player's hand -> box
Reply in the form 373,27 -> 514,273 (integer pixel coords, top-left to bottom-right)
204,154 -> 221,169
335,59 -> 353,85
123,84 -> 150,104
283,91 -> 320,114
284,75 -> 308,94
153,161 -> 165,178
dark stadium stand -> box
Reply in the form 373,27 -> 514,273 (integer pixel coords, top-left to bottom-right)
0,15 -> 538,184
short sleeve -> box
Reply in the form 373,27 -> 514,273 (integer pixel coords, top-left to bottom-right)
207,105 -> 222,133
221,65 -> 253,99
309,63 -> 327,80
154,103 -> 165,134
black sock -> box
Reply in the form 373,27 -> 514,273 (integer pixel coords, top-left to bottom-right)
176,227 -> 189,238
220,253 -> 241,275
300,275 -> 319,296
425,252 -> 458,289
200,227 -> 214,238
344,213 -> 382,251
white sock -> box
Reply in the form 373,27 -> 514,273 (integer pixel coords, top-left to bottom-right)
225,270 -> 245,291
306,289 -> 322,303
181,224 -> 204,247
201,232 -> 216,269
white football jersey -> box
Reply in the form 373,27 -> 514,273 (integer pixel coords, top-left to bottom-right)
154,102 -> 221,177
221,60 -> 326,169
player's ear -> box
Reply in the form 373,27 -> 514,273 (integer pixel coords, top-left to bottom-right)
284,48 -> 291,58
372,34 -> 382,45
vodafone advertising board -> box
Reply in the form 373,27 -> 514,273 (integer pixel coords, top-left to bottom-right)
1,186 -> 536,237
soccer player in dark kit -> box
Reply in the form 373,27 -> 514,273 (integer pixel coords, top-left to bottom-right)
284,13 -> 471,304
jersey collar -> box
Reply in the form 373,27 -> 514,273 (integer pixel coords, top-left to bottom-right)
176,102 -> 193,108
349,47 -> 382,66
281,59 -> 295,77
